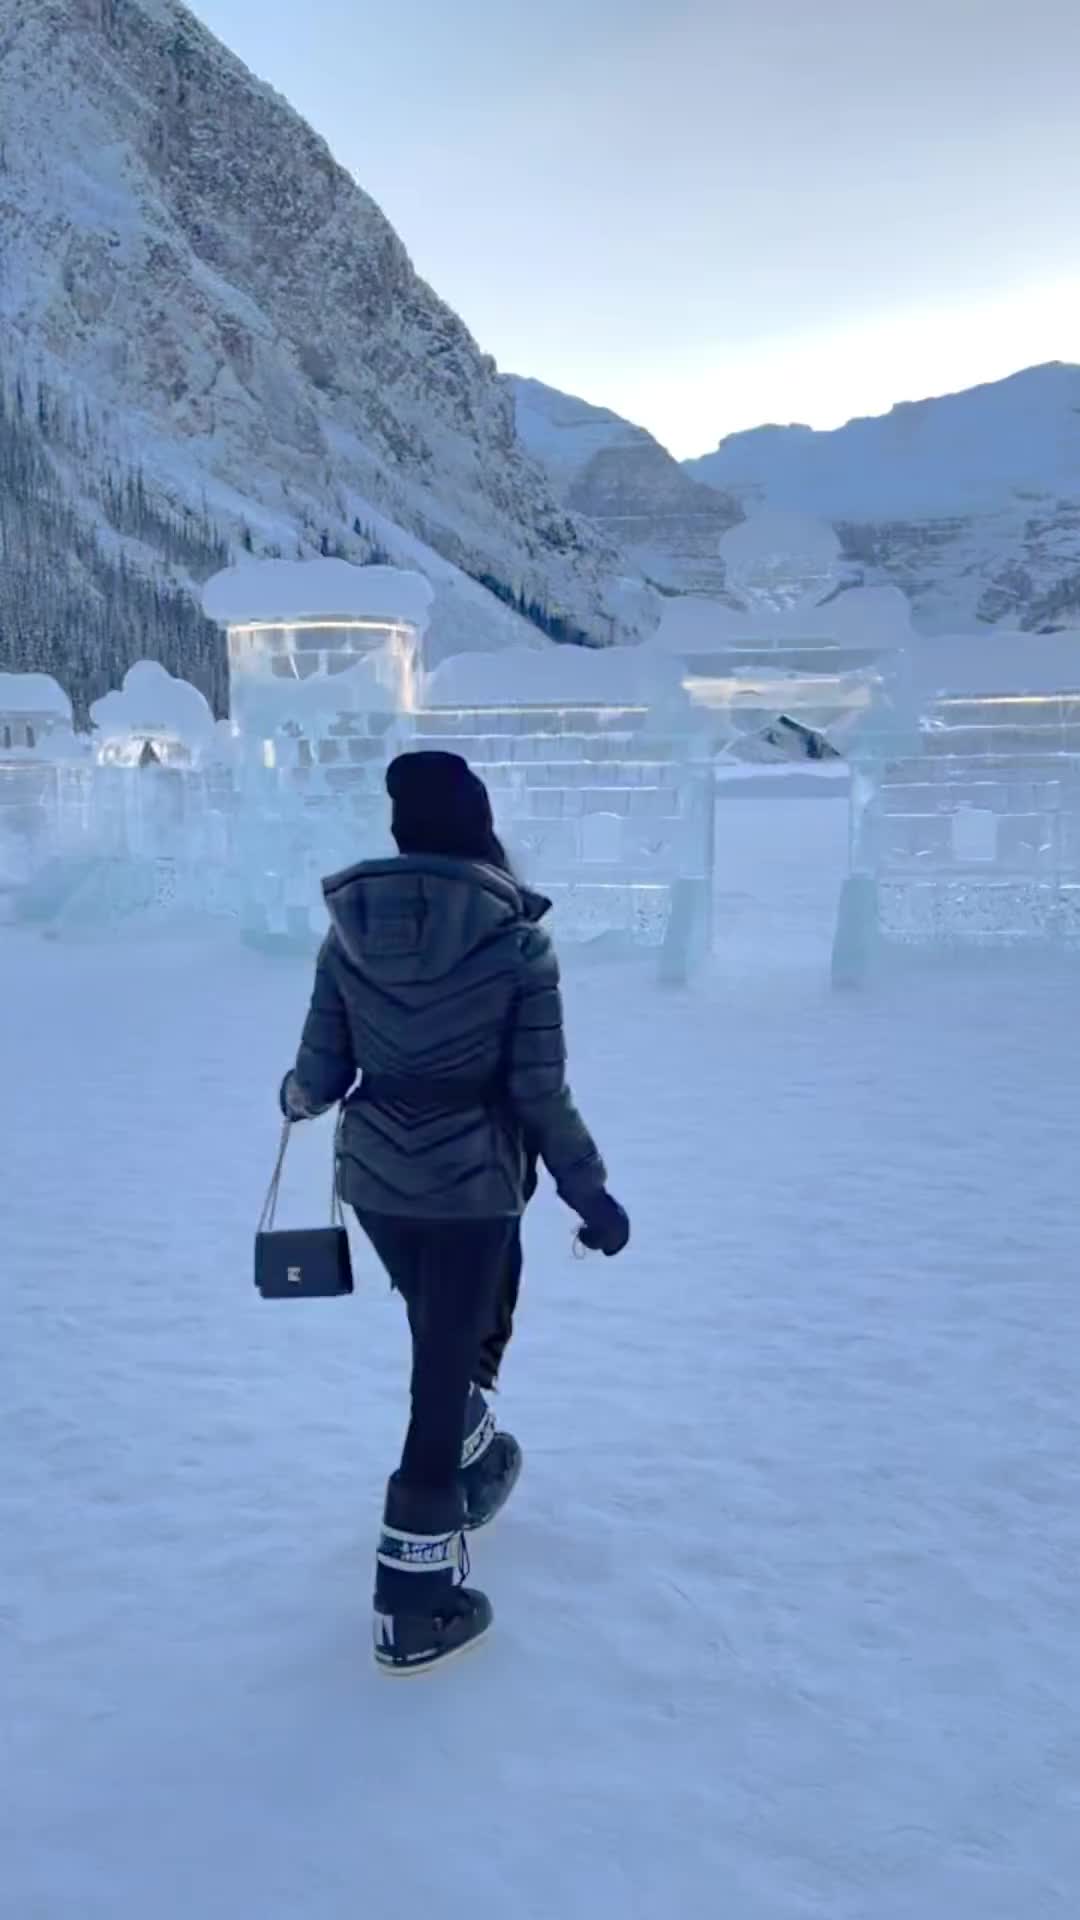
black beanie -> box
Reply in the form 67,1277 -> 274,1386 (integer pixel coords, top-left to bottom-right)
386,751 -> 496,860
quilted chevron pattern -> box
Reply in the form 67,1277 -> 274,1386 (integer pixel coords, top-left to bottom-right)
289,855 -> 606,1220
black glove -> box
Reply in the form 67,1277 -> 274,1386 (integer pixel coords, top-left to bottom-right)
577,1192 -> 630,1258
278,1071 -> 316,1122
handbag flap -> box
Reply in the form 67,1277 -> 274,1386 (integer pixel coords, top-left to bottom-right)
255,1224 -> 354,1299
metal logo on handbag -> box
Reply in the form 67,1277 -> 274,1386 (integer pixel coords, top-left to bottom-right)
254,1114 -> 354,1300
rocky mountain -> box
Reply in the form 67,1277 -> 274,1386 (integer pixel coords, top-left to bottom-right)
517,364 -> 1080,637
0,0 -> 646,718
686,364 -> 1080,635
510,377 -> 742,597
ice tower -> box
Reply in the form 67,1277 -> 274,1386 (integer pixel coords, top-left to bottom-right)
202,559 -> 434,779
201,559 -> 435,947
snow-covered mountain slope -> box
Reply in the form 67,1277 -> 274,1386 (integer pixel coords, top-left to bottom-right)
0,0 -> 645,715
509,376 -> 742,596
687,365 -> 1080,634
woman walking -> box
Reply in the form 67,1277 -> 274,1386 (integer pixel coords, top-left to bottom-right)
280,751 -> 629,1674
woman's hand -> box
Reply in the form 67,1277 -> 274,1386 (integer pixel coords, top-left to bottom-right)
278,1071 -> 317,1122
576,1192 -> 630,1257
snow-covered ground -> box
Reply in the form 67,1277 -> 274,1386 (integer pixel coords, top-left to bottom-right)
4,795 -> 1080,1918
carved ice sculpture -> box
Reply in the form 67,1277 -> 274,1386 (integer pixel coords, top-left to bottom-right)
832,634 -> 1080,986
648,511 -> 911,765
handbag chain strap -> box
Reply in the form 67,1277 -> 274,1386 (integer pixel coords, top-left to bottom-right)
258,1111 -> 347,1233
330,1107 -> 346,1228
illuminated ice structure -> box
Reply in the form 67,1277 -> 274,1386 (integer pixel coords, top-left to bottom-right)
202,558 -> 715,968
202,560 -> 428,946
832,634 -> 1080,986
89,661 -> 221,769
10,520 -> 913,961
204,560 -> 428,763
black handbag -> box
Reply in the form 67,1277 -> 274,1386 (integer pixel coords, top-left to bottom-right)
254,1116 -> 354,1300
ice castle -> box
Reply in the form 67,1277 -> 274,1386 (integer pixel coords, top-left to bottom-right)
11,515 -> 1051,981
204,559 -> 716,964
0,558 -> 719,967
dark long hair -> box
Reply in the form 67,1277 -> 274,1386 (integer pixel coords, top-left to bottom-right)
483,829 -> 518,881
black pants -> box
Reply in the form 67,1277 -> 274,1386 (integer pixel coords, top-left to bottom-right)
474,1221 -> 522,1392
473,1145 -> 535,1390
357,1213 -> 516,1494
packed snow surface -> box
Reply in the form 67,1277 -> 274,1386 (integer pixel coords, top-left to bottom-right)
4,796 -> 1079,1918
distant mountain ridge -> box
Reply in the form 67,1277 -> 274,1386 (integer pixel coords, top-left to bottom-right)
686,365 -> 1080,519
516,364 -> 1080,635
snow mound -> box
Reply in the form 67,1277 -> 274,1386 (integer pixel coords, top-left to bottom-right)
425,642 -> 684,709
0,672 -> 72,718
90,662 -> 216,749
202,562 -> 435,630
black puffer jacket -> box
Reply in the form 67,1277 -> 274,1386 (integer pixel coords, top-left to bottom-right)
287,855 -> 607,1220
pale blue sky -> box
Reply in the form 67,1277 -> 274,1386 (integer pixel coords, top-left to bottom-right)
195,0 -> 1080,455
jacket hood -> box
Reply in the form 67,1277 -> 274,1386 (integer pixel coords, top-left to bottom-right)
322,855 -> 550,985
